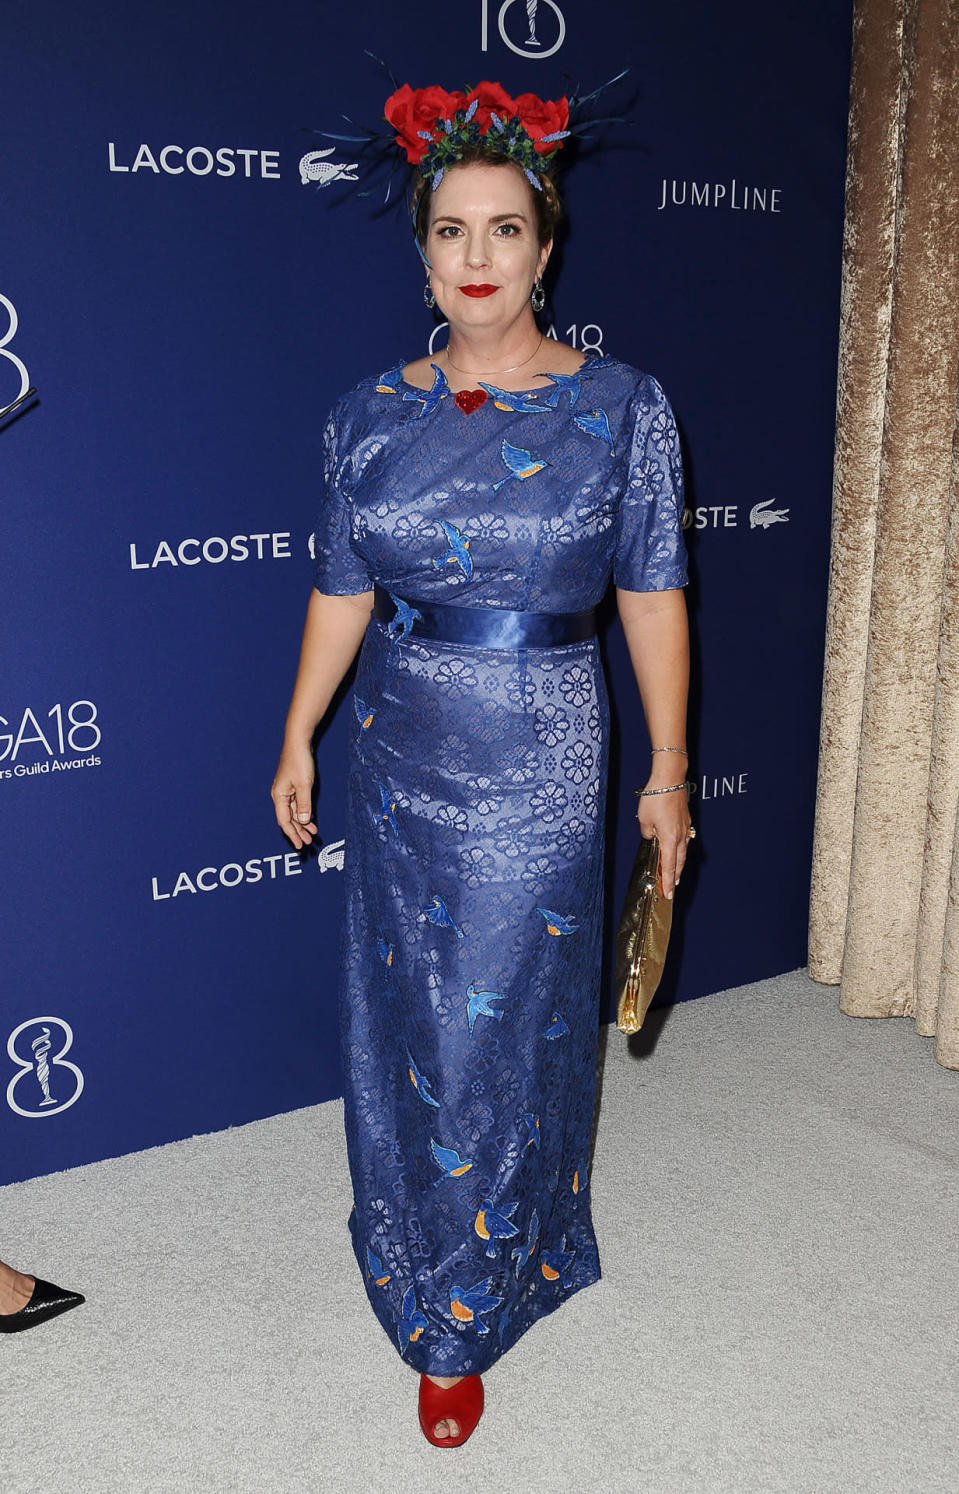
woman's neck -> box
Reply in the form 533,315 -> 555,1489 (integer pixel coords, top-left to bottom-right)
444,318 -> 543,380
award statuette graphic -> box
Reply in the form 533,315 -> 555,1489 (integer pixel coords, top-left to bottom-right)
499,0 -> 566,58
30,1029 -> 58,1107
0,293 -> 37,423
480,0 -> 566,58
6,1017 -> 84,1118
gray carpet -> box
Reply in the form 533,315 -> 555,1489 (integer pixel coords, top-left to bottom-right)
3,970 -> 957,1494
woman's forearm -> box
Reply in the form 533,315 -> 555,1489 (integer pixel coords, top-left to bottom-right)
615,586 -> 691,894
615,587 -> 689,783
283,587 -> 374,746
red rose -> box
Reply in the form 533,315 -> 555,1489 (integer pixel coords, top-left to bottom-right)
513,92 -> 570,153
384,84 -> 467,164
463,81 -> 520,134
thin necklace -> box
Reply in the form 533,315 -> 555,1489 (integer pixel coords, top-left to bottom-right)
444,334 -> 545,379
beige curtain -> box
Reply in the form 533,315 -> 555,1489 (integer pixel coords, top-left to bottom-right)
808,0 -> 959,1067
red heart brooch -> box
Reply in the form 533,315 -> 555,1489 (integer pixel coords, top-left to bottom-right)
454,389 -> 488,415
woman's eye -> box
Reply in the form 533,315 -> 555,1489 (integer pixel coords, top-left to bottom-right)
437,225 -> 461,238
496,223 -> 521,236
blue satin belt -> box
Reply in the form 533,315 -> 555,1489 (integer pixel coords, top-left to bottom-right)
373,585 -> 596,650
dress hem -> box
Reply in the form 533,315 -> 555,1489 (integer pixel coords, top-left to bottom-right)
349,1213 -> 603,1377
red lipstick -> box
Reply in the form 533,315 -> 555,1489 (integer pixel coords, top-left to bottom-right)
460,284 -> 498,297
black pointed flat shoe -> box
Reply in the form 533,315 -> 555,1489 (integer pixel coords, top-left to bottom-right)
0,1277 -> 85,1333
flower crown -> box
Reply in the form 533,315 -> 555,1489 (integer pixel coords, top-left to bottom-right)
312,65 -> 627,208
383,82 -> 570,190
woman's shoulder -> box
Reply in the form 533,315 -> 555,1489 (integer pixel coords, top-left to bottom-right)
333,359 -> 410,406
580,352 -> 664,394
322,360 -> 412,436
594,358 -> 686,434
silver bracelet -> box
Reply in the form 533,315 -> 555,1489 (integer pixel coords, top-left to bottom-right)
636,781 -> 690,797
651,746 -> 688,757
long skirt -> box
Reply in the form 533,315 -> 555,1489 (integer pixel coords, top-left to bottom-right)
338,615 -> 607,1374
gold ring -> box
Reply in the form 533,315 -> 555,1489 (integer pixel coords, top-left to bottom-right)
687,826 -> 697,840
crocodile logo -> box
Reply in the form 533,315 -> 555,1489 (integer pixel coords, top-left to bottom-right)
317,838 -> 345,873
298,149 -> 359,188
749,498 -> 789,530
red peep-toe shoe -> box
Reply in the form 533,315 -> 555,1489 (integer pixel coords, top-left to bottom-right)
418,1373 -> 484,1447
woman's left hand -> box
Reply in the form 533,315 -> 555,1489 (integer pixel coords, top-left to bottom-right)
636,780 -> 693,899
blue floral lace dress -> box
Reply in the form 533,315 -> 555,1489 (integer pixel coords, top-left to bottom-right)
312,353 -> 687,1375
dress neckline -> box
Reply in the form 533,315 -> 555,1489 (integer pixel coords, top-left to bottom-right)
397,350 -> 614,397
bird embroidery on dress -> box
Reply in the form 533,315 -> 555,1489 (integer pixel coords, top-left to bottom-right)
372,780 -> 398,835
386,593 -> 422,640
478,381 -> 551,414
431,520 -> 474,581
520,1111 -> 541,1149
510,1208 -> 540,1278
376,937 -> 394,967
395,1284 -> 429,1350
407,1049 -> 440,1109
543,1011 -> 569,1040
354,696 -> 375,730
422,894 -> 465,938
365,1247 -> 391,1287
402,363 -> 450,417
474,1199 -> 520,1258
539,371 -> 583,408
540,1235 -> 577,1288
572,1168 -> 581,1194
492,440 -> 550,490
466,983 -> 506,1035
449,1277 -> 503,1335
573,408 -> 614,449
430,1138 -> 474,1185
538,908 -> 579,936
375,362 -> 405,394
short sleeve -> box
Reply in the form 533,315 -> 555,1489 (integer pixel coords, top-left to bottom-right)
613,375 -> 689,592
312,404 -> 375,595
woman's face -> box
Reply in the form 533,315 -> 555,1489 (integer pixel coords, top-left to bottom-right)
426,162 -> 551,334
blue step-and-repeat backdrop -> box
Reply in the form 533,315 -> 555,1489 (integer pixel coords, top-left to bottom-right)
2,1 -> 852,1185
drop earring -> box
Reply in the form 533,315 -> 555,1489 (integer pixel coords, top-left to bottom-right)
424,281 -> 436,309
531,279 -> 546,313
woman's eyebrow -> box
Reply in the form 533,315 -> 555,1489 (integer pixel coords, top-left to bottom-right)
432,212 -> 530,225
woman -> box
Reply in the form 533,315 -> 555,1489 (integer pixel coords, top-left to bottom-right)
273,81 -> 691,1446
0,1257 -> 84,1332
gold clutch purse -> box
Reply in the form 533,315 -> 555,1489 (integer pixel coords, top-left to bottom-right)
615,835 -> 673,1034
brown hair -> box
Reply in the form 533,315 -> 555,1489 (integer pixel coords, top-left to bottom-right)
412,143 -> 563,251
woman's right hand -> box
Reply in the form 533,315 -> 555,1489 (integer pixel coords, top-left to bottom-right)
272,587 -> 373,850
271,742 -> 318,849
